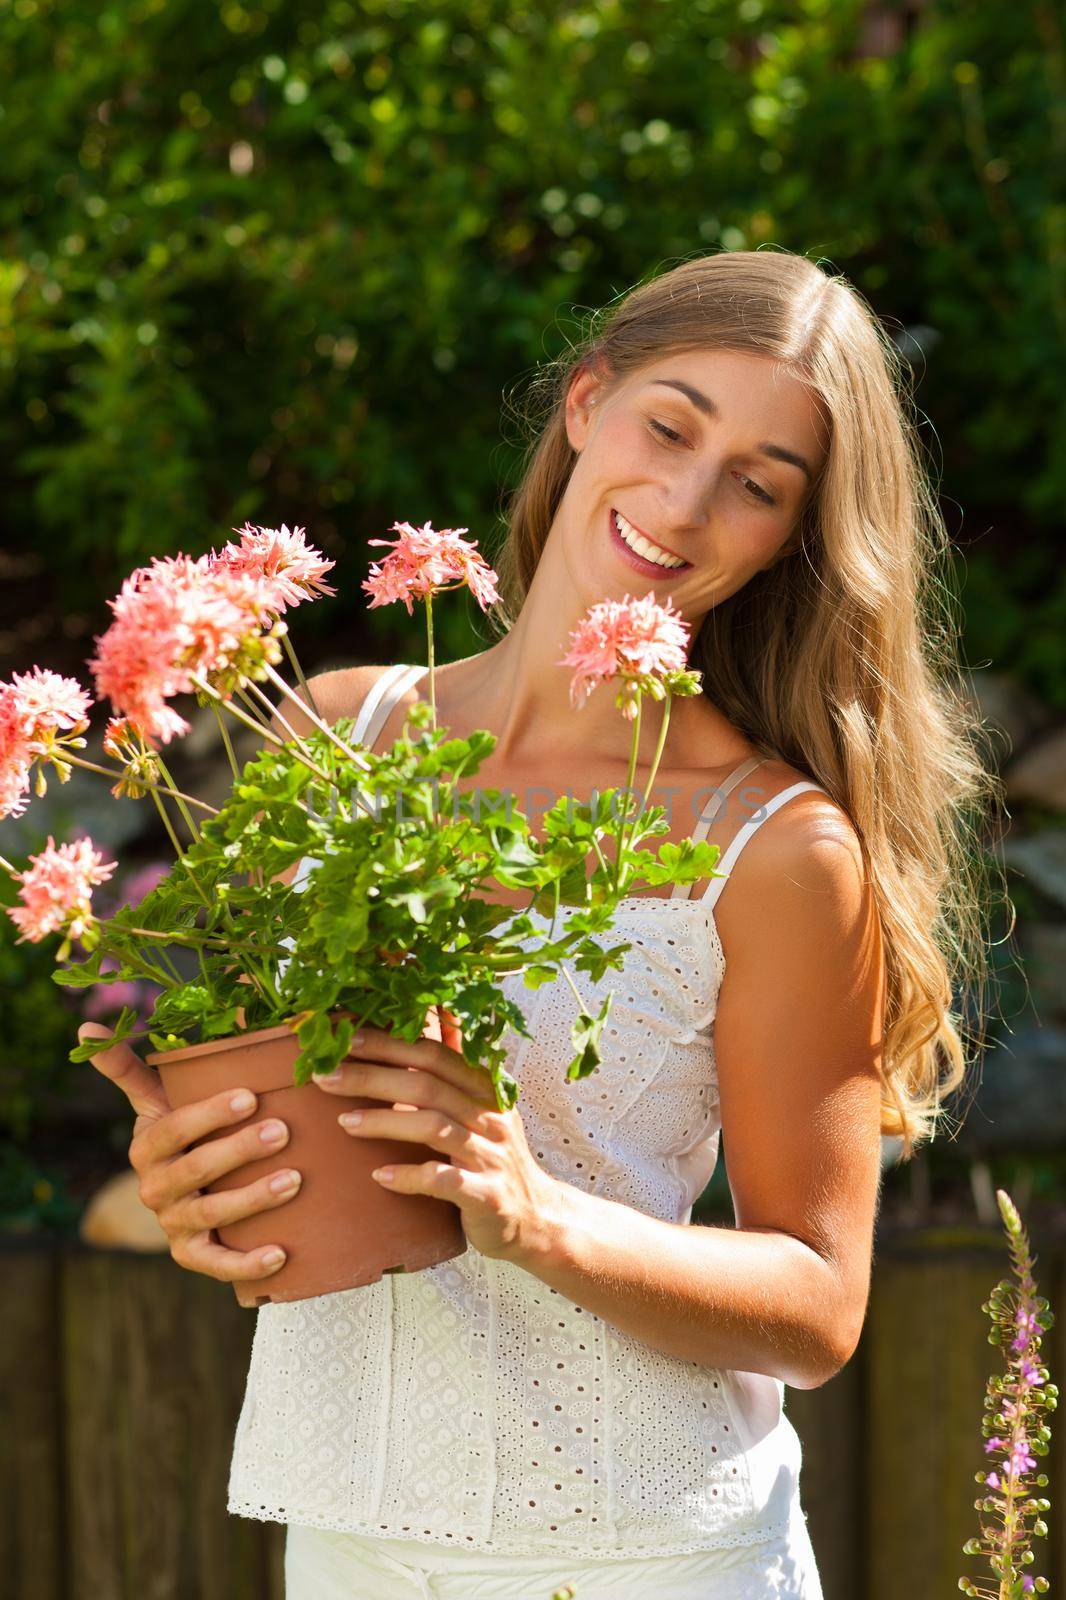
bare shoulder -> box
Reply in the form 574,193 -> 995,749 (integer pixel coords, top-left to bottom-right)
305,664 -> 394,726
270,663 -> 398,742
747,756 -> 864,861
714,755 -> 870,953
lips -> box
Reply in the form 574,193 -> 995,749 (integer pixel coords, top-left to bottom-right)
608,507 -> 693,575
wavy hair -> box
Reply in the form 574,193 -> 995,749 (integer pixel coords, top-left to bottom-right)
485,248 -> 1010,1163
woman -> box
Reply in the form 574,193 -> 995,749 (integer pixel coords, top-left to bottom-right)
85,249 -> 998,1597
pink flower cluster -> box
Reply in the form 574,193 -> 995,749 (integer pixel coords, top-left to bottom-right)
213,522 -> 337,612
0,668 -> 93,820
362,521 -> 500,615
558,592 -> 691,718
90,525 -> 334,748
7,836 -> 116,944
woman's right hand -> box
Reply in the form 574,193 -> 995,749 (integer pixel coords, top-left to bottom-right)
79,1022 -> 301,1284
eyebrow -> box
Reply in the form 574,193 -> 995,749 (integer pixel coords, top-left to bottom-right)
647,378 -> 815,483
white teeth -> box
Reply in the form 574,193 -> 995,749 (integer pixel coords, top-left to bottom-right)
612,510 -> 687,569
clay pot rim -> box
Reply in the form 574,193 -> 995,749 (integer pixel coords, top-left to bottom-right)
145,1018 -> 305,1068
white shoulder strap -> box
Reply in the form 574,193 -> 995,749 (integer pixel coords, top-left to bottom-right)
699,779 -> 829,910
288,664 -> 427,898
353,663 -> 428,750
668,755 -> 766,900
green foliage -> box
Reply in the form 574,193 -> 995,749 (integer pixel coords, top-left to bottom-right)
61,714 -> 721,1111
0,2 -> 1060,688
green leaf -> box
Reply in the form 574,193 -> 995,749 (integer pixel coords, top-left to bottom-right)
67,1006 -> 143,1062
566,993 -> 614,1082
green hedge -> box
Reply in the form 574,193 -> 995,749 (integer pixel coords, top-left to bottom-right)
1,0 -> 1061,691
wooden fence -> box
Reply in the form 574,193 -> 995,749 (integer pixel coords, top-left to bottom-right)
3,1225 -> 1064,1599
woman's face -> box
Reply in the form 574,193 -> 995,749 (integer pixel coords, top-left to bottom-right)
559,347 -> 830,626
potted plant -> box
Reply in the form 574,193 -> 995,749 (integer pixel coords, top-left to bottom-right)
0,520 -> 722,1305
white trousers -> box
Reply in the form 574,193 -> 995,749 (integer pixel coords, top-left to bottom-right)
284,1504 -> 824,1599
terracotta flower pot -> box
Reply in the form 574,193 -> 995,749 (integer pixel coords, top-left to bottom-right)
147,1015 -> 468,1307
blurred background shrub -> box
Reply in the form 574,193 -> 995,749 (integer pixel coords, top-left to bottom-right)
0,0 -> 1062,1234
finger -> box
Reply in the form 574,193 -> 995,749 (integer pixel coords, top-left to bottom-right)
167,1165 -> 303,1234
436,1004 -> 465,1056
317,1061 -> 493,1127
372,1159 -> 470,1200
142,1114 -> 289,1211
173,1229 -> 290,1284
339,1027 -> 495,1107
340,1106 -> 483,1165
131,1088 -> 268,1177
78,1023 -> 171,1123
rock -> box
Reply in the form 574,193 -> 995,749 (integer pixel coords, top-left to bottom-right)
1003,725 -> 1066,808
78,1169 -> 170,1253
1002,830 -> 1066,912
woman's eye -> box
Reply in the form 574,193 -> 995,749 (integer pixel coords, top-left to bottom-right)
649,418 -> 777,506
648,419 -> 684,445
741,477 -> 776,507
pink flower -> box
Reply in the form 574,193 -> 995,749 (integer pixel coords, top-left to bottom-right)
362,520 -> 501,616
10,668 -> 92,747
213,523 -> 336,614
1010,1436 -> 1037,1476
1018,1357 -> 1045,1388
7,836 -> 117,944
1012,1306 -> 1040,1352
89,553 -> 276,746
0,669 -> 93,819
558,593 -> 692,719
0,683 -> 33,819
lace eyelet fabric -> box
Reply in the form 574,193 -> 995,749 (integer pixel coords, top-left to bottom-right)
228,897 -> 808,1560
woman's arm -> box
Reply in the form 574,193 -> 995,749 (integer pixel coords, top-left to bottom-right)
510,800 -> 887,1391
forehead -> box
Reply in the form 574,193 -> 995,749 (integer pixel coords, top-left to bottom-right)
623,348 -> 830,461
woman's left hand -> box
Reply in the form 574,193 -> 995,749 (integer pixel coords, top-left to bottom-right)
313,1013 -> 563,1265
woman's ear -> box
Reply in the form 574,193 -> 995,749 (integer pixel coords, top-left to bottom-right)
565,366 -> 601,452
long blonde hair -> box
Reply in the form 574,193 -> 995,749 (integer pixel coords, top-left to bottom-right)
486,248 -> 1010,1163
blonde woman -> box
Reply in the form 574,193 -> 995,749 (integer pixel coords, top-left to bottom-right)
88,249 -> 999,1597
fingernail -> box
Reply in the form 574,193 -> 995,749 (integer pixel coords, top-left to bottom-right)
230,1091 -> 255,1113
317,1069 -> 343,1083
372,1167 -> 394,1183
260,1120 -> 286,1142
270,1170 -> 301,1193
261,1248 -> 286,1268
340,1111 -> 362,1127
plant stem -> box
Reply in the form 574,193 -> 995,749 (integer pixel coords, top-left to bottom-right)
258,660 -> 372,774
120,949 -> 180,987
146,942 -> 184,984
425,591 -> 437,728
638,690 -> 673,819
190,673 -> 337,787
155,755 -> 201,845
241,678 -> 326,775
63,753 -> 219,815
612,695 -> 642,896
147,787 -> 213,910
282,630 -> 320,719
213,703 -> 241,780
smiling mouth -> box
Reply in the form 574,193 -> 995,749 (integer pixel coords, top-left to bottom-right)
610,508 -> 693,571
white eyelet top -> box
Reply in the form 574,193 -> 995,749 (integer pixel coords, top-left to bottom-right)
228,663 -> 831,1557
